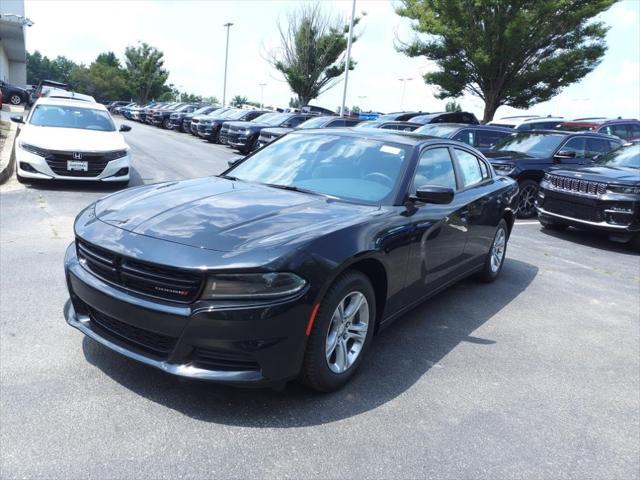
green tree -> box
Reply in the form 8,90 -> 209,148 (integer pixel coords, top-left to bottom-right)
351,105 -> 361,114
95,51 -> 121,68
203,96 -> 220,105
445,100 -> 461,112
124,42 -> 170,104
396,0 -> 615,122
231,95 -> 248,107
269,3 -> 361,105
26,51 -> 79,85
179,92 -> 203,103
288,97 -> 300,108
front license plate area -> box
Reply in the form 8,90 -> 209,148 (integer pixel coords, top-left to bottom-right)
67,160 -> 88,172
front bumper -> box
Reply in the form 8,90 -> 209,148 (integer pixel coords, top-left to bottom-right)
16,149 -> 131,182
64,243 -> 311,385
536,187 -> 639,233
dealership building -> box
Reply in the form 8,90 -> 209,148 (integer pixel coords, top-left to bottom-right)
0,0 -> 31,85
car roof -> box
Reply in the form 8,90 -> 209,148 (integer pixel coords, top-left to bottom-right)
562,118 -> 639,126
33,97 -> 108,111
288,126 -> 452,147
419,122 -> 514,132
521,129 -> 623,140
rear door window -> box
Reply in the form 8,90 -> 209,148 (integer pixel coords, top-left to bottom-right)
585,138 -> 614,157
452,129 -> 474,146
476,130 -> 510,149
454,148 -> 485,187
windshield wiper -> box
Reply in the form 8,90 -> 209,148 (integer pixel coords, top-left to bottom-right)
219,174 -> 239,181
263,183 -> 329,198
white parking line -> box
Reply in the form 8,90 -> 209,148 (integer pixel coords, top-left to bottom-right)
515,221 -> 540,225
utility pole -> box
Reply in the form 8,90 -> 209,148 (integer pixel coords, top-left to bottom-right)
222,22 -> 234,107
340,0 -> 356,117
398,78 -> 412,111
258,83 -> 267,109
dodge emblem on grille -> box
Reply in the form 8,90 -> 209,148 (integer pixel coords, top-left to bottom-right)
73,152 -> 83,160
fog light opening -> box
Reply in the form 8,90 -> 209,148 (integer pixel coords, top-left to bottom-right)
113,167 -> 129,177
19,162 -> 37,173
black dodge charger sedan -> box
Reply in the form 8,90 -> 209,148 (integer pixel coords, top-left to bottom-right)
536,142 -> 640,248
485,131 -> 623,218
64,130 -> 518,391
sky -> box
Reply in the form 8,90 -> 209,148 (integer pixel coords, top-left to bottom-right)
22,0 -> 640,120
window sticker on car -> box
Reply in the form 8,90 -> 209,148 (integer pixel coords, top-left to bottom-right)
380,145 -> 402,155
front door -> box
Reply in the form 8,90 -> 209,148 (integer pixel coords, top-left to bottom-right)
402,147 -> 470,298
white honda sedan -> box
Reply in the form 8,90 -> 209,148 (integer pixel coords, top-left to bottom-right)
13,97 -> 132,184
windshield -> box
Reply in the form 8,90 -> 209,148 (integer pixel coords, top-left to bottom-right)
175,104 -> 193,112
493,133 -> 565,156
595,144 -> 640,168
252,112 -> 279,123
192,106 -> 213,115
260,113 -> 293,126
558,124 -> 594,132
355,121 -> 381,128
225,109 -> 249,120
226,133 -> 411,204
414,124 -> 461,137
298,117 -> 331,129
410,114 -> 437,124
30,105 -> 115,131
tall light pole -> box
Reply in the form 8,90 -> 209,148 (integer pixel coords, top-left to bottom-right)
340,0 -> 356,117
398,77 -> 412,111
222,22 -> 234,107
258,83 -> 267,109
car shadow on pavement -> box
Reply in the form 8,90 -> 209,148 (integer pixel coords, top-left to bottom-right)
82,258 -> 538,427
540,226 -> 638,256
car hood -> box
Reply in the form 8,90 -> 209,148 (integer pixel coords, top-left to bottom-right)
19,125 -> 128,151
231,121 -> 274,130
548,165 -> 640,185
484,150 -> 539,162
93,176 -> 376,252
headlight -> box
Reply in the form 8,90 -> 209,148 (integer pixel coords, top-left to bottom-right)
201,272 -> 306,300
606,185 -> 640,194
492,163 -> 515,176
19,141 -> 48,157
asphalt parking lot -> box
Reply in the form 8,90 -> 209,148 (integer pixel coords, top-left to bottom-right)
1,121 -> 639,479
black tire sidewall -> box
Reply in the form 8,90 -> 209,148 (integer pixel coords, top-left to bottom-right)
302,271 -> 376,392
517,179 -> 539,218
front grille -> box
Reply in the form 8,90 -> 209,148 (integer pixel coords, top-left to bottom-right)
89,307 -> 177,358
192,347 -> 260,371
76,239 -> 204,303
43,150 -> 125,178
227,131 -> 242,144
543,198 -> 601,222
547,174 -> 606,197
219,125 -> 230,144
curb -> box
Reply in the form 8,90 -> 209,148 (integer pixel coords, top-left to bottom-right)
0,123 -> 17,185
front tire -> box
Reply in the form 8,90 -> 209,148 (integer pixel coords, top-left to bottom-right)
516,179 -> 539,218
10,94 -> 22,105
301,271 -> 376,392
477,219 -> 508,283
162,118 -> 170,129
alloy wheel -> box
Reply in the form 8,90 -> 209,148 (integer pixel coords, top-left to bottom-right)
517,184 -> 538,217
325,291 -> 370,374
490,227 -> 507,273
10,94 -> 22,105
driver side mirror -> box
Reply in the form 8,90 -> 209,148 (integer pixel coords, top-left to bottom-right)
227,157 -> 243,168
554,150 -> 576,160
410,185 -> 455,204
281,123 -> 292,128
10,116 -> 24,124
119,124 -> 132,132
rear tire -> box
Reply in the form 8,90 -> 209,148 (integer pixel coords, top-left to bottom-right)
16,171 -> 27,184
301,271 -> 376,392
477,219 -> 508,283
539,216 -> 568,231
516,179 -> 539,218
10,94 -> 22,105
